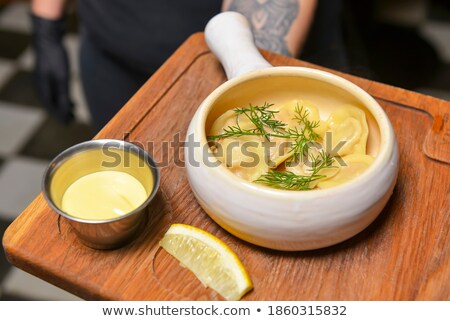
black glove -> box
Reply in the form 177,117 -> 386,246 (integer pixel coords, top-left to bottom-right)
31,14 -> 74,124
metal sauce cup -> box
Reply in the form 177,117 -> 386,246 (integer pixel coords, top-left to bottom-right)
42,139 -> 160,250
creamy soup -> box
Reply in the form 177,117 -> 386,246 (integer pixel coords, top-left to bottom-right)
208,100 -> 374,190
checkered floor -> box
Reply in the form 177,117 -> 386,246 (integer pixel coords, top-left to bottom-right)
0,1 -> 90,300
0,0 -> 449,301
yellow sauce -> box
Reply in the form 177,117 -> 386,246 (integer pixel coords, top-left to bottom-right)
61,171 -> 148,220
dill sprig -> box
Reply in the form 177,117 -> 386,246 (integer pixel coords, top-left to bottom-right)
255,151 -> 335,190
208,102 -> 336,190
286,105 -> 321,162
207,103 -> 318,146
208,102 -> 286,141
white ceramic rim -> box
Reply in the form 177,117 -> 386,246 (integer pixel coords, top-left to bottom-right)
194,66 -> 395,200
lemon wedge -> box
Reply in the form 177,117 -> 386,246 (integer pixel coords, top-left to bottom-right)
159,224 -> 253,300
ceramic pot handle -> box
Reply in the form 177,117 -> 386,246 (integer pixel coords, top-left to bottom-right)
205,11 -> 272,80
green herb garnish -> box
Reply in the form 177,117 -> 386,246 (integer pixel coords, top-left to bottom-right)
208,102 -> 286,141
208,102 -> 335,190
255,150 -> 335,190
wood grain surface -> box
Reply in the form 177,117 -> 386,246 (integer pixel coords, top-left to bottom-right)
3,33 -> 450,300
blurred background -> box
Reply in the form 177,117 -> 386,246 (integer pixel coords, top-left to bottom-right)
0,0 -> 449,300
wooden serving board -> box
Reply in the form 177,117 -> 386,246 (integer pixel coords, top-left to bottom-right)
3,33 -> 450,300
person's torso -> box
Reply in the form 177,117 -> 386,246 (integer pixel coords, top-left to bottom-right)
77,0 -> 222,73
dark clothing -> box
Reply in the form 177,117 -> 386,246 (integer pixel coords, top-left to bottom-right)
302,0 -> 349,72
77,0 -> 222,74
77,0 -> 222,129
76,0 -> 346,130
79,34 -> 149,130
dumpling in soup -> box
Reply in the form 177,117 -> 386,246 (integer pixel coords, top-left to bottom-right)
323,105 -> 369,157
211,136 -> 268,181
209,109 -> 254,137
285,145 -> 339,188
317,154 -> 374,189
267,100 -> 327,167
210,109 -> 268,181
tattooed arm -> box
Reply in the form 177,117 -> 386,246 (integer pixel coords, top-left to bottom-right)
222,0 -> 316,57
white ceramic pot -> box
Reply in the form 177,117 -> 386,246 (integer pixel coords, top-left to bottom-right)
185,12 -> 399,251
